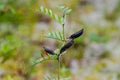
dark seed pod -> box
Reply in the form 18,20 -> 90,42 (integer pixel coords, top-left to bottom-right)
44,47 -> 55,55
69,29 -> 83,39
60,40 -> 74,54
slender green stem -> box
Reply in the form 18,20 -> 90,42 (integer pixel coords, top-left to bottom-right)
62,13 -> 66,41
58,56 -> 60,80
57,12 -> 66,80
62,24 -> 65,40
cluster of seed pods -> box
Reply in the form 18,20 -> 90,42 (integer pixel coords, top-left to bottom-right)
44,29 -> 84,56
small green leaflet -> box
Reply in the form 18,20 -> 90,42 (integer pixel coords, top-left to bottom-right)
31,55 -> 57,67
57,6 -> 72,15
40,6 -> 63,23
46,31 -> 64,41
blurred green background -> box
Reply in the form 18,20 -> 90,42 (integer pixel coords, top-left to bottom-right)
0,0 -> 120,80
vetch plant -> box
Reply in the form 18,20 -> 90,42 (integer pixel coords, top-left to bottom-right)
32,6 -> 84,80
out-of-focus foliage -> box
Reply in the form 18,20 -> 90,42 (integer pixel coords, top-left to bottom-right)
0,0 -> 38,23
0,35 -> 23,62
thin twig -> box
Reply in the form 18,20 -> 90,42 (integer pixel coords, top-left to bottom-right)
62,13 -> 66,41
58,56 -> 60,80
